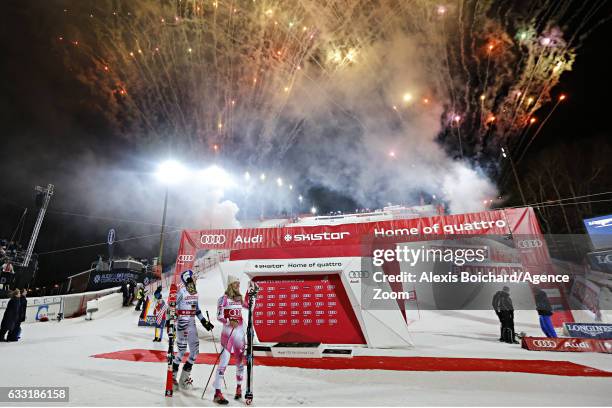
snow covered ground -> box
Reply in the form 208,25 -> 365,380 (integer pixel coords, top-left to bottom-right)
1,268 -> 610,406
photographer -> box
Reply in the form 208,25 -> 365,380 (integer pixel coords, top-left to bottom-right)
492,286 -> 517,343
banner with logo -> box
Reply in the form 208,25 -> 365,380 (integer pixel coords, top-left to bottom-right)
521,336 -> 612,353
583,214 -> 612,250
564,322 -> 612,339
586,249 -> 612,273
87,271 -> 142,291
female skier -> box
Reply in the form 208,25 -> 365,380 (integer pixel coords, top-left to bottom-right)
172,270 -> 214,389
212,275 -> 256,404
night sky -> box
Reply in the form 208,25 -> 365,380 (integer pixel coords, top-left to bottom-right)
1,1 -> 611,286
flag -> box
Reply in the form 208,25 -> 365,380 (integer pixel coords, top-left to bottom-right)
155,301 -> 168,326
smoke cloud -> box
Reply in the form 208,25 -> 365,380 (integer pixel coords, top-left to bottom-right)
277,34 -> 497,213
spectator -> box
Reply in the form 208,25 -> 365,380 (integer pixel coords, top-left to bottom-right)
2,260 -> 14,274
0,289 -> 21,341
8,289 -> 27,341
153,285 -> 162,300
121,282 -> 129,307
135,284 -> 146,311
535,288 -> 557,338
492,286 -> 518,343
152,291 -> 167,342
128,280 -> 136,305
1,260 -> 15,291
95,255 -> 104,272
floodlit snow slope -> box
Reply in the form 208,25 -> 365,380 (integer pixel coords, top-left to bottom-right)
1,266 -> 610,406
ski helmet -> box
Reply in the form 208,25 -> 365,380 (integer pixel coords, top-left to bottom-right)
181,269 -> 194,285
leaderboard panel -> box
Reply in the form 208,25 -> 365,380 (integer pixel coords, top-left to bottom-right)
252,274 -> 366,344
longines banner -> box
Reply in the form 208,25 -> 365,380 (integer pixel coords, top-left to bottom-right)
564,322 -> 612,339
521,336 -> 612,353
586,249 -> 612,273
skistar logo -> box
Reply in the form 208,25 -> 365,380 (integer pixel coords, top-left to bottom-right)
283,231 -> 350,242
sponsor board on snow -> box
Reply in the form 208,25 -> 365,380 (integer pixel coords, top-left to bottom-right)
563,322 -> 612,339
521,336 -> 612,353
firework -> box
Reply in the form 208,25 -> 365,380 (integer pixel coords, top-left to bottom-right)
54,0 -> 603,207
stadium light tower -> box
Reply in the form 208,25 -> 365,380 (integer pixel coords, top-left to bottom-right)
155,160 -> 187,272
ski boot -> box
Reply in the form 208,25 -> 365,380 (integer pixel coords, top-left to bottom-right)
179,362 -> 194,389
234,385 -> 242,400
214,389 -> 229,405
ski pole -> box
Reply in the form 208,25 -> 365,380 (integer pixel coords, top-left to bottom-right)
202,326 -> 235,399
206,311 -> 227,390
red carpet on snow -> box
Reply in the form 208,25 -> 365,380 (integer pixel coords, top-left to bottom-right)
91,349 -> 612,377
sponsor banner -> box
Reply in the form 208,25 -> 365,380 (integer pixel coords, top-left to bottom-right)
184,209 -> 514,253
521,336 -> 612,353
583,214 -> 612,250
87,271 -> 145,291
564,322 -> 612,339
246,258 -> 349,274
174,208 -> 548,271
138,315 -> 157,327
586,249 -> 612,273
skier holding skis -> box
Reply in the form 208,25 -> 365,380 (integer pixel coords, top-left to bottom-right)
212,275 -> 256,404
172,270 -> 214,389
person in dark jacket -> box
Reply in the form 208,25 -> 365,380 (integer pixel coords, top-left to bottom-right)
535,288 -> 557,338
7,289 -> 27,341
128,280 -> 136,305
492,286 -> 518,343
121,282 -> 129,307
0,289 -> 21,341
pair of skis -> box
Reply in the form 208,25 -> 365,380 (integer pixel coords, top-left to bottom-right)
244,283 -> 259,405
164,284 -> 178,397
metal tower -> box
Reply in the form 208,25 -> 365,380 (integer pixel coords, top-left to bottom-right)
22,184 -> 54,267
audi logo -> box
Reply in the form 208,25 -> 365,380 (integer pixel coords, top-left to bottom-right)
349,271 -> 369,279
517,239 -> 543,249
177,254 -> 194,264
200,234 -> 226,245
533,340 -> 556,348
